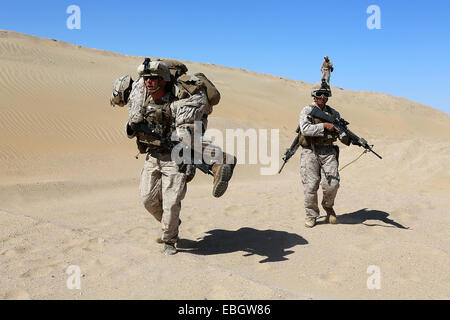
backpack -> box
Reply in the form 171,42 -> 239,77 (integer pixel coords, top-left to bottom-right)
155,59 -> 221,106
176,73 -> 221,106
160,59 -> 189,81
110,75 -> 134,107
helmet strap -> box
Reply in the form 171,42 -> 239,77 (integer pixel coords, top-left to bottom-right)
148,86 -> 161,94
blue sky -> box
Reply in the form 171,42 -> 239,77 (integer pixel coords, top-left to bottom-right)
1,0 -> 449,114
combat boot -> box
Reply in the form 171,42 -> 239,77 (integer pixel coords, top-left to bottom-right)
185,164 -> 196,183
164,243 -> 177,255
211,163 -> 233,198
305,217 -> 317,228
323,207 -> 338,224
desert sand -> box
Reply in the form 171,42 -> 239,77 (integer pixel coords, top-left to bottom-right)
0,30 -> 449,300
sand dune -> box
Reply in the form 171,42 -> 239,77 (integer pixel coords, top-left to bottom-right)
0,30 -> 449,300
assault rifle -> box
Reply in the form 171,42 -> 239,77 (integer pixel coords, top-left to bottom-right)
309,106 -> 382,159
278,125 -> 301,174
278,107 -> 382,174
130,122 -> 213,176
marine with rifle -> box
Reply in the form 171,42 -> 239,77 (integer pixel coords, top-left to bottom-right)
280,81 -> 381,228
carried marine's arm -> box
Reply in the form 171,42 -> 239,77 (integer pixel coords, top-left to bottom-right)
278,125 -> 301,174
309,106 -> 382,159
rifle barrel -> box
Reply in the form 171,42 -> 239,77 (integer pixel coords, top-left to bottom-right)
312,106 -> 383,160
369,148 -> 382,159
278,161 -> 287,174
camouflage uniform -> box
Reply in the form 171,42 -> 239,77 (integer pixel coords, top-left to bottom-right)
128,78 -> 190,244
127,76 -> 233,244
320,59 -> 333,85
299,104 -> 340,219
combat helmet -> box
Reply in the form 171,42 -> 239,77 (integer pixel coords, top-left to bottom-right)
137,58 -> 171,82
311,81 -> 332,98
110,75 -> 134,107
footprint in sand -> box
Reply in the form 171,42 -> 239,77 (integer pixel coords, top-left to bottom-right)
223,205 -> 240,217
125,226 -> 150,239
1,249 -> 18,257
62,242 -> 84,254
81,237 -> 106,252
26,255 -> 63,266
0,246 -> 38,257
21,265 -> 54,278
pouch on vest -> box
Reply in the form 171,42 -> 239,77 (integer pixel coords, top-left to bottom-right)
136,102 -> 173,149
299,134 -> 309,148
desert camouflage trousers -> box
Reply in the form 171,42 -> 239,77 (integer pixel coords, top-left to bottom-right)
300,145 -> 340,218
140,153 -> 187,244
321,69 -> 331,84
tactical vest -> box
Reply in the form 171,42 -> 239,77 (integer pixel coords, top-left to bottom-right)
136,92 -> 174,152
299,105 -> 339,147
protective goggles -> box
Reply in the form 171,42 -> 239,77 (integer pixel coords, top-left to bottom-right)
314,91 -> 330,97
143,75 -> 161,80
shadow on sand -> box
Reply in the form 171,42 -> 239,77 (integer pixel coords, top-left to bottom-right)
177,227 -> 308,263
330,208 -> 409,229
